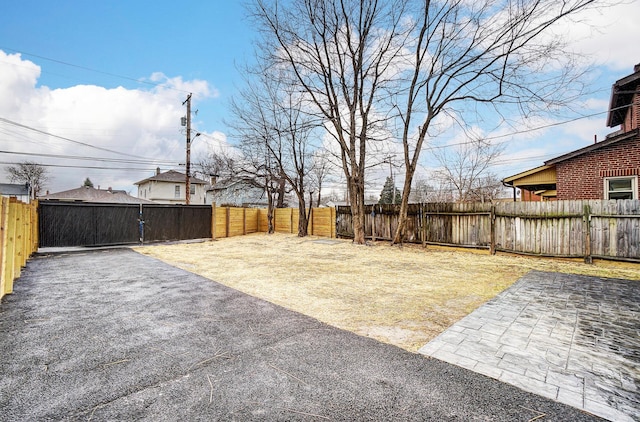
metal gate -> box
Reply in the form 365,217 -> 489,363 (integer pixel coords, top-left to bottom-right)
38,202 -> 212,248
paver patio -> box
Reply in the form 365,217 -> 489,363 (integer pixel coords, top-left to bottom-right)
419,270 -> 640,422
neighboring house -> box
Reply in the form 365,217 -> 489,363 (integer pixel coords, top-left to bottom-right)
206,179 -> 267,207
0,183 -> 32,203
135,168 -> 208,205
503,63 -> 640,201
323,200 -> 379,207
39,186 -> 154,204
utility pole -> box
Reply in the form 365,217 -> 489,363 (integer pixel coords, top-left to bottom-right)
183,93 -> 192,205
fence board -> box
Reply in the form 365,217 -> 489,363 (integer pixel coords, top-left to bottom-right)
1,198 -> 38,299
335,200 -> 640,261
274,208 -> 293,233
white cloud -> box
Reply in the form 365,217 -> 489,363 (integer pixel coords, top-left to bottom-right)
0,50 -> 227,194
563,1 -> 640,71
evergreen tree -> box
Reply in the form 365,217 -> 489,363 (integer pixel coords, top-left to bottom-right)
83,178 -> 94,188
378,177 -> 401,205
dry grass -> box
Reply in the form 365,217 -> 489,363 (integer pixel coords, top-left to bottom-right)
135,233 -> 640,352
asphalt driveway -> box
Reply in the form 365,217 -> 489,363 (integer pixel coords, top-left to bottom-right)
1,249 -> 602,421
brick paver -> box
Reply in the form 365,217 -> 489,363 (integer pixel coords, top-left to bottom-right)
419,271 -> 640,422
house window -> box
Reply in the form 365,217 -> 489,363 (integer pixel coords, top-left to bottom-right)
175,185 -> 181,198
604,176 -> 637,200
190,185 -> 196,195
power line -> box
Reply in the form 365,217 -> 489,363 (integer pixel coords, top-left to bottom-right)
0,150 -> 178,166
0,116 -> 143,158
0,161 -> 161,171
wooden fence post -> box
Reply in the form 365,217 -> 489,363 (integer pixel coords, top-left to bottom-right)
32,200 -> 39,253
310,207 -> 314,236
490,205 -> 496,255
12,200 -> 22,281
3,199 -> 17,294
226,207 -> 230,238
290,208 -> 294,234
211,203 -> 217,240
583,204 -> 592,264
0,198 -> 8,297
371,207 -> 376,242
421,204 -> 426,248
243,208 -> 246,235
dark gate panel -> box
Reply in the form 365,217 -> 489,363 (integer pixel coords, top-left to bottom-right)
38,202 -> 212,248
39,202 -> 140,247
142,205 -> 211,243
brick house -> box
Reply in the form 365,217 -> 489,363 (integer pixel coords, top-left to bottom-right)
503,63 -> 640,201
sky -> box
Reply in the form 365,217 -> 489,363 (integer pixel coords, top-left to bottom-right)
1,0 -> 639,199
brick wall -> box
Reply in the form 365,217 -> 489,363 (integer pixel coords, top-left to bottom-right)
622,92 -> 640,132
556,135 -> 640,200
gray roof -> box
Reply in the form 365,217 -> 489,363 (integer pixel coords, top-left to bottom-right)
39,186 -> 155,204
135,170 -> 208,186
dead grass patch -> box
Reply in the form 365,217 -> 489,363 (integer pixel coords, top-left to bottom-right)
135,233 -> 640,352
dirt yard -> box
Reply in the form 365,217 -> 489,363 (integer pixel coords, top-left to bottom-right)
136,233 -> 640,352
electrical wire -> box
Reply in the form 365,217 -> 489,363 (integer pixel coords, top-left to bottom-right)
0,116 -> 145,158
0,160 -> 163,171
0,150 -> 178,166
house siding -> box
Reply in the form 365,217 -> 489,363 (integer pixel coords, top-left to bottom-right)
137,181 -> 207,204
556,135 -> 640,200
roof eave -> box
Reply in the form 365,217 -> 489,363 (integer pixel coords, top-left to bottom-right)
545,129 -> 639,165
502,165 -> 554,185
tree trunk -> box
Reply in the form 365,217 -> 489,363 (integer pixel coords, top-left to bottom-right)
392,168 -> 416,245
349,176 -> 366,244
297,196 -> 309,237
276,177 -> 286,208
267,188 -> 275,234
316,181 -> 322,208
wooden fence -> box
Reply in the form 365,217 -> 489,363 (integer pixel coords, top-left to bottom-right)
336,200 -> 640,262
1,198 -> 39,300
213,206 -> 336,239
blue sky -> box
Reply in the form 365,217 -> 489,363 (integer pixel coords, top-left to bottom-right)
0,1 -> 252,131
1,1 -> 639,198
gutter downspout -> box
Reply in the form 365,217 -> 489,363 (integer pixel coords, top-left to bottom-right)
502,180 -> 517,202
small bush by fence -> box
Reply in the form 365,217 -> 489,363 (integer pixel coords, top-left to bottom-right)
1,198 -> 38,299
336,200 -> 640,262
213,206 -> 336,239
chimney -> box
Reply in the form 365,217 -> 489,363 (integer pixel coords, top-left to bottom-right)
210,174 -> 218,185
156,167 -> 161,175
635,63 -> 640,73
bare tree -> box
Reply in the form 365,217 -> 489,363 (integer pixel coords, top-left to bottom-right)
389,0 -> 605,243
409,178 -> 436,203
309,149 -> 336,207
228,69 -> 322,236
250,0 -> 410,244
6,161 -> 48,198
434,138 -> 504,202
250,0 -> 608,244
195,152 -> 235,181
